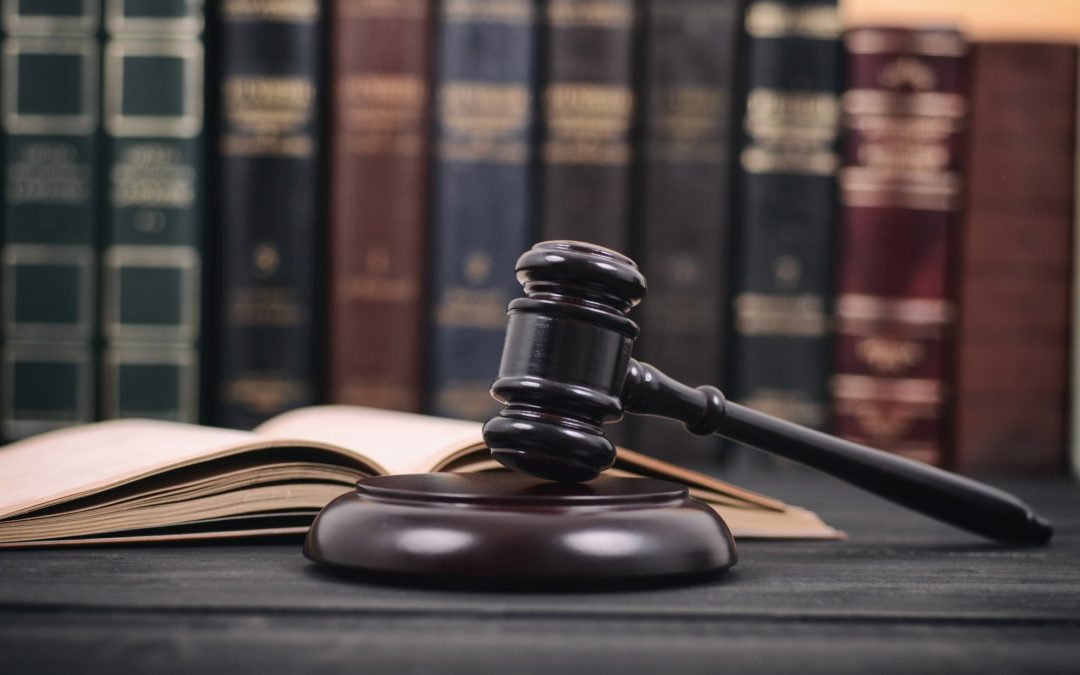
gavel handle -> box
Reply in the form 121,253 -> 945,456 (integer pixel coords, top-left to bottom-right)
621,360 -> 1053,545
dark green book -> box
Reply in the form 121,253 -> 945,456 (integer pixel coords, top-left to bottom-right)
101,0 -> 205,422
1,0 -> 101,440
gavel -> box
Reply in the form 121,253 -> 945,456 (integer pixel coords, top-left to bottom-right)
482,241 -> 1053,545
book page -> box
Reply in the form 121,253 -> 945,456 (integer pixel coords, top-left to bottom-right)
0,420 -> 356,520
258,406 -> 789,511
256,406 -> 485,474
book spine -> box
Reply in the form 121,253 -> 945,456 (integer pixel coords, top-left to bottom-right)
729,0 -> 843,430
537,0 -> 636,249
831,27 -> 969,465
215,0 -> 324,428
954,43 -> 1076,472
633,0 -> 740,463
1073,49 -> 1080,482
101,2 -> 205,422
1,1 -> 101,439
429,0 -> 539,420
326,0 -> 432,413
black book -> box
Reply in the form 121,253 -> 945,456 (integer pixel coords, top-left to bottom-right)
728,0 -> 842,447
633,0 -> 742,464
213,1 -> 325,428
537,0 -> 637,250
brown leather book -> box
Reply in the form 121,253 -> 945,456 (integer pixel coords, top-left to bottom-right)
831,27 -> 969,465
327,0 -> 433,412
953,43 -> 1077,473
538,0 -> 638,249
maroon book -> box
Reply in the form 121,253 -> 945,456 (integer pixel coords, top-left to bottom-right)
326,0 -> 433,412
831,27 -> 969,465
952,43 -> 1076,473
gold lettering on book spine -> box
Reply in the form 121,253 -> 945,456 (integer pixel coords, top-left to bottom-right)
648,86 -> 727,165
851,400 -> 916,443
544,84 -> 633,166
225,377 -> 310,414
845,29 -> 966,58
741,89 -> 840,175
830,374 -> 944,404
745,1 -> 840,40
222,0 -> 319,22
734,293 -> 827,337
6,142 -> 90,205
221,77 -> 317,158
547,0 -> 633,28
110,144 -> 195,208
840,50 -> 966,212
853,337 -> 926,375
227,287 -> 306,326
438,83 -> 530,163
339,75 -> 426,156
443,0 -> 532,23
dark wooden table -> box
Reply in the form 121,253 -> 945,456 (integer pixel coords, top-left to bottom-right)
2,467 -> 1078,674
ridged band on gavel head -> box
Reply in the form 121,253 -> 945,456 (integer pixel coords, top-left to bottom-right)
483,241 -> 647,482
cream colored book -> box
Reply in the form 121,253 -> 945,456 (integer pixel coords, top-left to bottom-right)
0,406 -> 842,547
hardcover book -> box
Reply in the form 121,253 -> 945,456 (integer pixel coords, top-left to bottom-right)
101,0 -> 205,423
327,0 -> 434,413
0,406 -> 841,546
215,0 -> 325,428
729,0 -> 843,432
831,27 -> 969,465
633,0 -> 741,464
429,0 -> 539,421
953,42 -> 1076,473
537,0 -> 637,249
1,0 -> 101,439
1074,48 -> 1080,483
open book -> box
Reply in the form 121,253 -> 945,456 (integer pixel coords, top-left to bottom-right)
0,406 -> 842,547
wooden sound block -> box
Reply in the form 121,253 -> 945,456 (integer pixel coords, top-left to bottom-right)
304,473 -> 737,582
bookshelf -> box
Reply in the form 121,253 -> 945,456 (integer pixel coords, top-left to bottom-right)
0,0 -> 1077,478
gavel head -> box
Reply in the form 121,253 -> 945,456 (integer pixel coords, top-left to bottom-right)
482,241 -> 646,482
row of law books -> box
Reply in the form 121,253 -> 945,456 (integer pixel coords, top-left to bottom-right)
0,0 -> 1077,479
0,0 -> 795,447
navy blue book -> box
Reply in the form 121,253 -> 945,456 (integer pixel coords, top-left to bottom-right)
214,0 -> 325,428
428,0 -> 540,421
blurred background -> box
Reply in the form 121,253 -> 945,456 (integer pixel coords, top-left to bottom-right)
2,0 -> 1080,479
